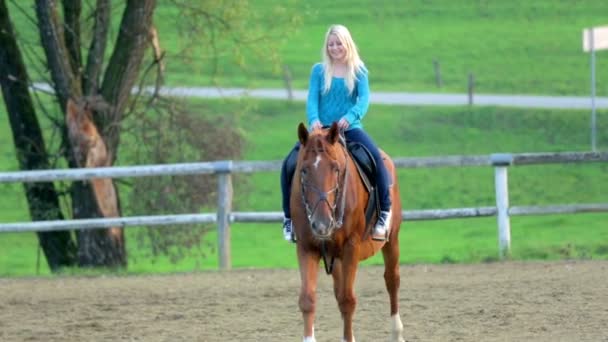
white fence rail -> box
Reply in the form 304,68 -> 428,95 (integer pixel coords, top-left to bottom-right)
1,151 -> 607,268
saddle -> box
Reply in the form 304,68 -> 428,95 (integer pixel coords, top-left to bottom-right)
345,141 -> 381,229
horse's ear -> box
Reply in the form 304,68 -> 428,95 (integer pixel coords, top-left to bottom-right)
327,121 -> 339,144
298,122 -> 308,145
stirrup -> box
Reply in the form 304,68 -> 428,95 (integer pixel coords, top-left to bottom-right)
282,218 -> 295,242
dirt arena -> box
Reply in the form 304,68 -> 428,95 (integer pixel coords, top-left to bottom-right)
1,260 -> 607,342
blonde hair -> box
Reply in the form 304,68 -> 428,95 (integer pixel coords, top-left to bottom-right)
321,24 -> 365,95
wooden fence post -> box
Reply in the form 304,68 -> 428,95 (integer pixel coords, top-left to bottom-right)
433,59 -> 443,88
468,73 -> 475,105
216,161 -> 233,270
491,153 -> 513,260
283,64 -> 293,101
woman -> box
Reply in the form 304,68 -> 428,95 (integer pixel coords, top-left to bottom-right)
280,24 -> 392,242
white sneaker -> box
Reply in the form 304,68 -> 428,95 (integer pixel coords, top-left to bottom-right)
282,218 -> 293,242
372,210 -> 392,241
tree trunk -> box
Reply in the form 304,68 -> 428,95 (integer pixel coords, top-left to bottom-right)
73,0 -> 156,267
83,0 -> 110,96
66,98 -> 125,267
73,183 -> 125,267
0,0 -> 77,271
35,0 -> 81,110
34,0 -> 129,268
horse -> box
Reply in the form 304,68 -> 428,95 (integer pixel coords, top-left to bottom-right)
290,122 -> 404,342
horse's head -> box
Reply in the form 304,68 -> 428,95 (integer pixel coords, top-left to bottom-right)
296,122 -> 348,240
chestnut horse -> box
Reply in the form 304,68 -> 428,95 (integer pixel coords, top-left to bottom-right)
291,122 -> 404,342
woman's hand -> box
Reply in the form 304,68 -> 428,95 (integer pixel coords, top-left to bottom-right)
310,120 -> 322,131
338,118 -> 350,130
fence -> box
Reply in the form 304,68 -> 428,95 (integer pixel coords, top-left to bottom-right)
1,151 -> 607,269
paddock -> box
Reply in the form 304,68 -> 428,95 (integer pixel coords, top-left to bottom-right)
1,260 -> 606,341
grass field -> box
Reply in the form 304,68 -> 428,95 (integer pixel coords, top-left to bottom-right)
2,1 -> 608,276
7,1 -> 608,93
1,99 -> 607,276
150,0 -> 608,94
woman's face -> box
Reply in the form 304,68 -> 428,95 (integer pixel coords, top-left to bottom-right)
327,34 -> 346,62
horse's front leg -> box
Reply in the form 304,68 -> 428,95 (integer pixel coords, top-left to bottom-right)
337,242 -> 359,342
297,245 -> 320,341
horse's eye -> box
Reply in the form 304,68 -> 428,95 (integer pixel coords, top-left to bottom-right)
331,161 -> 340,174
301,167 -> 308,177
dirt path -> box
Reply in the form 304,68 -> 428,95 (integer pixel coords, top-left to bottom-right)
1,261 -> 607,341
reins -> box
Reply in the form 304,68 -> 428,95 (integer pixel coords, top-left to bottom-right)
334,132 -> 349,227
320,241 -> 334,274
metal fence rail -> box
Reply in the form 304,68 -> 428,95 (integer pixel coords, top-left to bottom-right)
1,151 -> 607,269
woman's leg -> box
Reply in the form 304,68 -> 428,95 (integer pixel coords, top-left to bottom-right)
280,142 -> 300,241
280,142 -> 300,217
344,128 -> 392,240
344,128 -> 391,211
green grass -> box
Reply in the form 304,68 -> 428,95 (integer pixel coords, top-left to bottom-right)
4,214 -> 608,276
1,100 -> 607,276
2,1 -> 608,276
150,0 -> 608,95
8,1 -> 608,94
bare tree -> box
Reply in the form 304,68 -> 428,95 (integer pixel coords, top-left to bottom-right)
32,0 -> 156,267
1,0 -> 301,271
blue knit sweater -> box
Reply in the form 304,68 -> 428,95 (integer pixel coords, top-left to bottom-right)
306,63 -> 370,130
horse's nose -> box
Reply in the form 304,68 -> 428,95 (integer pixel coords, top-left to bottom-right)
311,221 -> 329,236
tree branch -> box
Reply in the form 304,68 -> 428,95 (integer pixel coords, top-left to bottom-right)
83,0 -> 110,95
100,0 -> 156,157
34,0 -> 81,109
61,0 -> 82,79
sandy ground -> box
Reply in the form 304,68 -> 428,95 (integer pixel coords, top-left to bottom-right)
1,260 -> 607,342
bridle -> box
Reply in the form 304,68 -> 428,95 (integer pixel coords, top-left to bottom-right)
300,133 -> 349,230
